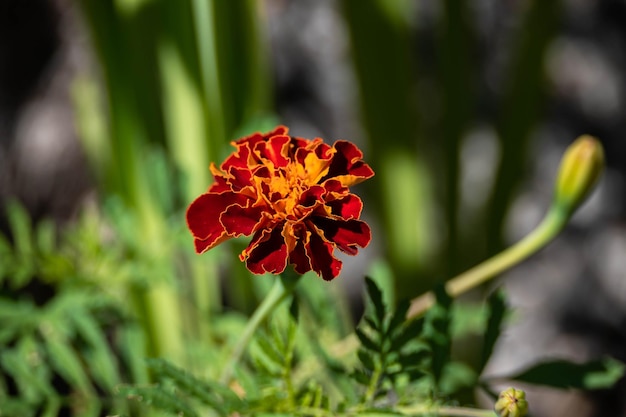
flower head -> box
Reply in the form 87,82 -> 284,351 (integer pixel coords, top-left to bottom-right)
186,126 -> 374,280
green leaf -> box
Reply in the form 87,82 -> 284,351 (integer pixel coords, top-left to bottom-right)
43,327 -> 93,394
480,290 -> 508,370
422,284 -> 453,386
365,276 -> 386,327
505,357 -> 625,390
390,317 -> 424,350
255,332 -> 286,368
386,299 -> 410,337
70,309 -> 120,392
119,385 -> 200,417
147,358 -> 242,414
355,328 -> 379,352
397,348 -> 430,369
357,348 -> 377,371
6,200 -> 34,259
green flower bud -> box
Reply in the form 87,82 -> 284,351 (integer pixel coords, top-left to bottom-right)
554,135 -> 605,217
495,387 -> 528,417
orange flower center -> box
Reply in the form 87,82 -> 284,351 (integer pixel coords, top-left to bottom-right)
257,151 -> 333,221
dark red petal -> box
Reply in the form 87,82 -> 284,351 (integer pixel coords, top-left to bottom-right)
324,140 -> 375,183
311,217 -> 371,255
299,185 -> 325,208
186,192 -> 247,253
208,174 -> 230,193
242,227 -> 289,275
326,194 -> 363,219
235,125 -> 289,146
258,134 -> 290,167
221,141 -> 254,170
221,204 -> 266,236
305,231 -> 342,280
322,179 -> 348,195
288,239 -> 312,275
228,166 -> 253,190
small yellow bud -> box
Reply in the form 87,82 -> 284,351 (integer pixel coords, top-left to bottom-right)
495,387 -> 528,417
554,135 -> 604,217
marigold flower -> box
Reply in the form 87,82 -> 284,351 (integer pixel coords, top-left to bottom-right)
186,126 -> 374,280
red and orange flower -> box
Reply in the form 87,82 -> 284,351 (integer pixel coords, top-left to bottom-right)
186,126 -> 374,281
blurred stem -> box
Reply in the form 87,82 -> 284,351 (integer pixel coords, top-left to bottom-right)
407,206 -> 568,319
191,0 -> 225,155
219,270 -> 301,384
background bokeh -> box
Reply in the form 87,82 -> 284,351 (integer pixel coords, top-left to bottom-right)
1,0 -> 626,416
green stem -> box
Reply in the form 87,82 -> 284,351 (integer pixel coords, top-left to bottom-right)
395,404 -> 496,417
407,206 -> 569,318
363,364 -> 383,405
219,271 -> 301,384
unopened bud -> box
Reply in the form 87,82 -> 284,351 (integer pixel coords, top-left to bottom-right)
495,387 -> 528,417
554,135 -> 604,217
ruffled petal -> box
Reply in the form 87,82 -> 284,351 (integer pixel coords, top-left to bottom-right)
257,134 -> 291,168
326,194 -> 363,220
305,231 -> 342,280
324,140 -> 375,186
311,217 -> 371,255
241,226 -> 289,275
221,203 -> 266,236
186,192 -> 248,253
283,222 -> 312,275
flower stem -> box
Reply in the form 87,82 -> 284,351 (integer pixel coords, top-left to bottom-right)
395,404 -> 497,417
407,206 -> 569,319
219,270 -> 301,384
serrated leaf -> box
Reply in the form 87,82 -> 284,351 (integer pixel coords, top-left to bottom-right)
43,329 -> 93,394
0,347 -> 54,401
355,328 -> 379,352
352,369 -> 372,386
423,285 -> 452,386
6,200 -> 34,259
256,332 -> 286,367
365,276 -> 386,327
70,309 -> 120,392
147,358 -> 242,414
480,289 -> 507,370
364,315 -> 379,332
386,299 -> 410,337
504,357 -> 625,390
119,385 -> 200,417
118,325 -> 149,384
357,348 -> 377,371
397,349 -> 430,368
390,318 -> 424,350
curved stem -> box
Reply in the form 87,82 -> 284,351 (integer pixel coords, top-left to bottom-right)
395,405 -> 496,417
220,271 -> 301,384
407,207 -> 569,319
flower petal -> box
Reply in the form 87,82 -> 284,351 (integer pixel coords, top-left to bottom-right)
241,226 -> 289,275
187,192 -> 248,253
283,223 -> 312,275
324,140 -> 375,186
311,217 -> 371,255
258,134 -> 291,168
221,203 -> 266,236
326,194 -> 363,220
305,231 -> 342,280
